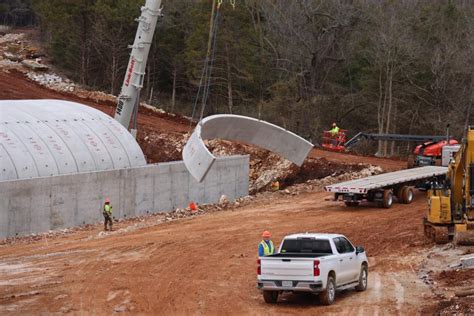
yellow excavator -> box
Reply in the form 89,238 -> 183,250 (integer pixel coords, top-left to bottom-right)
424,126 -> 474,245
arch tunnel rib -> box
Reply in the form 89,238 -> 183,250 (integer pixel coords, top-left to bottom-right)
182,114 -> 314,182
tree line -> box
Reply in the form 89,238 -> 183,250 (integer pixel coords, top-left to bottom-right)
0,0 -> 35,26
8,0 -> 474,155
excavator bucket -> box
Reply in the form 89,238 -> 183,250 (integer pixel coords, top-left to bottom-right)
454,224 -> 474,245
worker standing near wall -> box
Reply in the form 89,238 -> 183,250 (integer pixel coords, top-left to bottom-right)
258,231 -> 275,256
103,198 -> 113,231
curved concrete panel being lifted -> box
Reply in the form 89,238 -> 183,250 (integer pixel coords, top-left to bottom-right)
183,114 -> 314,182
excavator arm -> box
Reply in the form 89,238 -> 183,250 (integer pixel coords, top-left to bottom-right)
427,127 -> 474,245
450,127 -> 474,244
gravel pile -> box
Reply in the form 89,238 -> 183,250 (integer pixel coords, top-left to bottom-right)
26,72 -> 75,92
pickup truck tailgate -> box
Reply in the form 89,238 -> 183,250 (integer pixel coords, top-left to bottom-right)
261,258 -> 315,281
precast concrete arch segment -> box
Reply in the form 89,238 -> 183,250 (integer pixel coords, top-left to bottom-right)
183,114 -> 314,182
0,100 -> 146,182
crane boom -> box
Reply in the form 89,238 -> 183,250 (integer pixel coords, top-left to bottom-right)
114,0 -> 162,131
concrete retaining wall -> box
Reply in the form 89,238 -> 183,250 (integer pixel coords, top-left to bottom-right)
0,155 -> 249,238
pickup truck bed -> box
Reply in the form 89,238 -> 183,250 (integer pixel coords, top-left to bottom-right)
268,253 -> 329,258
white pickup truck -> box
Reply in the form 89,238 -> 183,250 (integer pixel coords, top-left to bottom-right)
257,233 -> 368,305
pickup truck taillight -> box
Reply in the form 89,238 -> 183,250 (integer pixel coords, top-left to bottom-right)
257,259 -> 261,275
314,259 -> 320,276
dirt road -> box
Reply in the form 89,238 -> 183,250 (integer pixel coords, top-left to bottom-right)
0,191 -> 435,314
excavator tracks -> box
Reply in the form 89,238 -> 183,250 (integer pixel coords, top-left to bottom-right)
423,222 -> 449,244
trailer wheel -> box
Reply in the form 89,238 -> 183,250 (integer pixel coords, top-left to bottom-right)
395,187 -> 404,201
382,190 -> 393,208
401,187 -> 414,204
263,290 -> 279,304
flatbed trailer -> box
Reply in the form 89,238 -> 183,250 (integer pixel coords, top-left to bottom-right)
324,166 -> 448,208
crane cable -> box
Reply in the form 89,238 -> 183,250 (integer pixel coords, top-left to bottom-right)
189,0 -> 234,130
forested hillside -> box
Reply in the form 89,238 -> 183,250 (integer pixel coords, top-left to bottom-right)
0,0 -> 35,26
7,1 -> 474,152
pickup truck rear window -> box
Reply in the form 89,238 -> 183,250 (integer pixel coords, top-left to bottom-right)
280,239 -> 333,254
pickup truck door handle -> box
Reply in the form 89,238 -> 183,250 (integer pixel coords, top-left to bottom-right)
339,259 -> 343,262
349,257 -> 353,260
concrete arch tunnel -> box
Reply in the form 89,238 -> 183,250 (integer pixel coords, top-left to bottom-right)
183,114 -> 314,182
0,99 -> 146,182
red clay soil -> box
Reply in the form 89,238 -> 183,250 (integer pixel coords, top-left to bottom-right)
283,157 -> 367,187
0,191 -> 436,314
311,149 -> 406,172
0,70 -> 190,134
436,269 -> 474,287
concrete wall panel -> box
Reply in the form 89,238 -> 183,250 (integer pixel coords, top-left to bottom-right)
182,114 -> 313,182
0,155 -> 249,238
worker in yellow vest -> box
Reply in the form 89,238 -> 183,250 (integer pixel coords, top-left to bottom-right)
271,179 -> 280,191
329,122 -> 340,146
329,122 -> 340,135
258,231 -> 275,256
103,198 -> 113,231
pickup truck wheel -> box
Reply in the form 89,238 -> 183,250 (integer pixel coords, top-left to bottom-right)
319,275 -> 336,305
263,290 -> 279,304
355,264 -> 368,291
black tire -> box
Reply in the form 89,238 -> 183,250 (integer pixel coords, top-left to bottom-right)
382,190 -> 393,208
319,275 -> 336,305
395,186 -> 404,200
401,187 -> 414,204
355,264 -> 368,291
263,290 -> 279,304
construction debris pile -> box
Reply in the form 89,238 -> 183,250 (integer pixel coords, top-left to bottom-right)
418,246 -> 474,315
137,130 -> 374,193
26,72 -> 75,92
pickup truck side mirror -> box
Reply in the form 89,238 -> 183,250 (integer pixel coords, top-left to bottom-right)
356,246 -> 365,255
